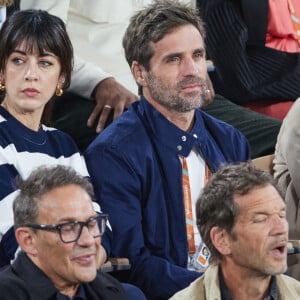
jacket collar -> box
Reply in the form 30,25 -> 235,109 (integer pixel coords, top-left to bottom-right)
12,251 -> 124,300
12,252 -> 59,299
136,96 -> 208,157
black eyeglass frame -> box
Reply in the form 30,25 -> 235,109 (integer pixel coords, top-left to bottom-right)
25,213 -> 108,243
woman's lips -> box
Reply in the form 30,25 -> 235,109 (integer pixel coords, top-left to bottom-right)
23,88 -> 39,97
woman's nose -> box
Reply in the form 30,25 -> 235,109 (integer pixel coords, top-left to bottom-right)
24,64 -> 39,81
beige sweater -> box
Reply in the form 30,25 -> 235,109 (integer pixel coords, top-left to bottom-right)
273,98 -> 300,240
169,264 -> 300,300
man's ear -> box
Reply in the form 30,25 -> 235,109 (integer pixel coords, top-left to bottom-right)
131,61 -> 148,87
210,226 -> 232,256
15,227 -> 38,256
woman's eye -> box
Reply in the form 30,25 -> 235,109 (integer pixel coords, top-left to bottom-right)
40,61 -> 52,67
12,58 -> 23,65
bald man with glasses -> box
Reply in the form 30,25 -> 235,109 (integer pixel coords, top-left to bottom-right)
0,165 -> 135,300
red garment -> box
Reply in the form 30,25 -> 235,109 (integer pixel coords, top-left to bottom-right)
266,0 -> 300,52
242,100 -> 294,121
246,0 -> 298,120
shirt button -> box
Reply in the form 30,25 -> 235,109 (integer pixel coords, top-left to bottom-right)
177,145 -> 182,151
193,134 -> 198,139
181,136 -> 187,142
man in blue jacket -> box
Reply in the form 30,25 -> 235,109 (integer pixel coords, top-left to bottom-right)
85,1 -> 251,299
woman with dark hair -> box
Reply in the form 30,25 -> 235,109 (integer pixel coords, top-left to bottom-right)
0,9 -> 109,268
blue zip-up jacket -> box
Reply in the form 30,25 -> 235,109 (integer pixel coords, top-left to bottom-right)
85,97 -> 251,300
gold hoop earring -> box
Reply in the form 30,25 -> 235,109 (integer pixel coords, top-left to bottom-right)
0,82 -> 5,92
55,87 -> 63,97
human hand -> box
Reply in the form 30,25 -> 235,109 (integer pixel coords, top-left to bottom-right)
87,77 -> 139,133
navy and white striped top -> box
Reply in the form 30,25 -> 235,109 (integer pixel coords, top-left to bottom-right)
0,105 -> 91,267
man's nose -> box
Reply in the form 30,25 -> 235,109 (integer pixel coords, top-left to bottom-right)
77,225 -> 97,245
181,57 -> 206,78
270,215 -> 289,236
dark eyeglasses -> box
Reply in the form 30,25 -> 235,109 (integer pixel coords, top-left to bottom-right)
25,214 -> 108,243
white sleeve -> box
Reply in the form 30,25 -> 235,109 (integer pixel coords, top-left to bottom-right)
20,0 -> 70,23
69,56 -> 111,99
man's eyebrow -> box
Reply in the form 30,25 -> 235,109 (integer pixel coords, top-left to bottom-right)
194,47 -> 205,52
162,47 -> 205,60
56,215 -> 98,223
252,207 -> 286,216
162,52 -> 183,61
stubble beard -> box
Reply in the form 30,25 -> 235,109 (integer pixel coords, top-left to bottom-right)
147,71 -> 206,113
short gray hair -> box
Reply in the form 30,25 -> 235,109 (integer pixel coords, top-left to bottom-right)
13,165 -> 94,229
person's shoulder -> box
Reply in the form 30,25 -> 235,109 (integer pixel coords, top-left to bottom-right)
96,271 -> 123,286
0,117 -> 8,146
0,265 -> 30,299
170,265 -> 222,300
0,264 -> 12,278
89,271 -> 127,299
197,109 -> 251,160
86,106 -> 148,153
282,97 -> 300,123
0,110 -> 13,146
199,109 -> 235,128
42,124 -> 72,138
169,274 -> 206,300
42,125 -> 80,149
198,109 -> 246,139
277,273 -> 300,297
